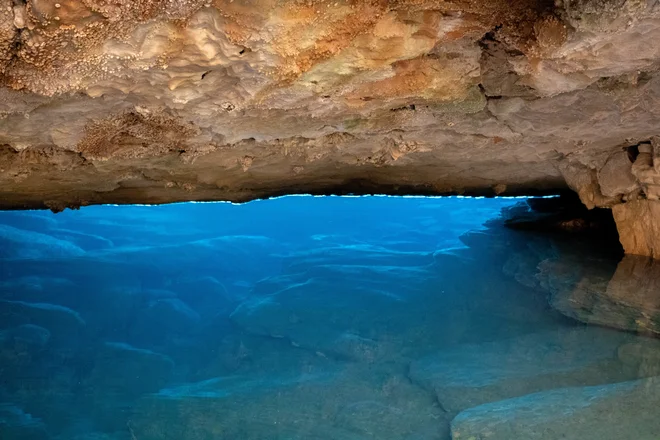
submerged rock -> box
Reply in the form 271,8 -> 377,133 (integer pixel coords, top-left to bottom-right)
0,225 -> 85,260
1,324 -> 51,350
85,342 -> 174,398
618,339 -> 660,378
98,235 -> 282,292
409,327 -> 643,412
230,265 -> 424,361
82,342 -> 175,433
0,276 -> 76,303
548,255 -> 660,336
3,196 -> 660,438
0,403 -> 48,440
62,434 -> 125,440
0,324 -> 51,367
132,366 -> 445,440
451,378 -> 660,440
0,300 -> 85,348
232,239 -> 562,364
144,298 -> 201,333
170,276 -> 240,318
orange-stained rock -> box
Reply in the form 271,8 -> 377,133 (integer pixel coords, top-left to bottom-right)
613,200 -> 660,259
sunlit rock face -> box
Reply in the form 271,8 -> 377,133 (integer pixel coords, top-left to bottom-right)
612,200 -> 660,258
0,0 -> 659,216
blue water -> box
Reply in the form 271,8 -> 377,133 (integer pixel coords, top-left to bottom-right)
0,196 -> 659,440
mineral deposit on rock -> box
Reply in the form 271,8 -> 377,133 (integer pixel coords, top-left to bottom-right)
2,1 -> 660,255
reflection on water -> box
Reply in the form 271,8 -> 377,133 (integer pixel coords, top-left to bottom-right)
0,196 -> 659,440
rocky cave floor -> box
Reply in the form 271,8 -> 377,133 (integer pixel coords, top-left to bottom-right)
1,195 -> 660,440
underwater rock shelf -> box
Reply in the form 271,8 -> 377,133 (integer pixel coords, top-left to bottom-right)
451,378 -> 660,440
1,196 -> 660,439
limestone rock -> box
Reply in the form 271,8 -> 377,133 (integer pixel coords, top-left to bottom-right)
450,378 -> 660,440
85,342 -> 174,398
123,296 -> 203,351
81,342 -> 175,432
144,298 -> 201,334
0,276 -> 76,304
1,324 -> 51,350
132,366 -> 445,440
0,1 -> 660,213
598,151 -> 639,198
549,255 -> 660,336
231,249 -> 558,363
170,276 -> 239,317
613,200 -> 660,258
0,225 -> 85,259
0,300 -> 85,347
618,339 -> 660,377
229,267 -> 414,361
409,327 -> 642,412
0,324 -> 51,366
0,403 -> 48,440
61,434 -> 122,440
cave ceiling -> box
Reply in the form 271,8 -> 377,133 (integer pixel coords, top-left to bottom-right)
0,0 -> 659,213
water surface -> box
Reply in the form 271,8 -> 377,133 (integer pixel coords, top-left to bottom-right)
0,196 -> 659,440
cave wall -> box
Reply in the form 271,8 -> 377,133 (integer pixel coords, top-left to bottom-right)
1,1 -> 660,255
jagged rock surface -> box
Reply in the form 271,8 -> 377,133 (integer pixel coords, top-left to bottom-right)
0,0 -> 659,224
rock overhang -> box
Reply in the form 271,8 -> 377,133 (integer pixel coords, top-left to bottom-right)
1,0 -> 660,254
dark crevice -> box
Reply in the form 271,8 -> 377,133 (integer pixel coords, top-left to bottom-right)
390,104 -> 416,112
535,0 -> 559,13
481,87 -> 508,100
626,144 -> 641,163
477,25 -> 503,49
625,140 -> 654,163
201,70 -> 212,80
7,28 -> 24,71
638,71 -> 654,85
477,83 -> 487,95
504,193 -> 624,259
404,362 -> 449,415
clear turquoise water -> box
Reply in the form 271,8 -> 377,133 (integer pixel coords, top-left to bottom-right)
0,196 -> 659,440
